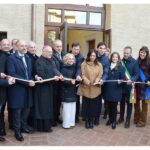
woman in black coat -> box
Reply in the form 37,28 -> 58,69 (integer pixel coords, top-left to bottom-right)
104,52 -> 125,129
61,53 -> 77,129
31,46 -> 61,132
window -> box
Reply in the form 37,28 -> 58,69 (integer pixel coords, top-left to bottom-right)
89,13 -> 101,25
48,9 -> 61,23
0,32 -> 7,41
64,10 -> 86,24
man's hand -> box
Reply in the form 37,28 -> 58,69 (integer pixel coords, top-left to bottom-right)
29,80 -> 35,87
54,76 -> 60,81
147,81 -> 150,86
8,77 -> 16,85
0,73 -> 7,79
59,75 -> 64,81
118,80 -> 122,84
127,79 -> 132,85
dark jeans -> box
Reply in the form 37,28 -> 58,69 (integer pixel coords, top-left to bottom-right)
13,107 -> 30,132
108,101 -> 118,123
120,93 -> 132,120
98,94 -> 102,117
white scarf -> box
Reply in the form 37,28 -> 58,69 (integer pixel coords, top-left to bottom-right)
110,63 -> 117,70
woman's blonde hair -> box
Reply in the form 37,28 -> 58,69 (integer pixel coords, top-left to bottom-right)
63,53 -> 76,64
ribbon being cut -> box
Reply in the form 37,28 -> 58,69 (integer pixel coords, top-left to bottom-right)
6,74 -> 150,102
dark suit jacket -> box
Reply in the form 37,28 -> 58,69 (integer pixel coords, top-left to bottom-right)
6,52 -> 33,108
52,50 -> 66,71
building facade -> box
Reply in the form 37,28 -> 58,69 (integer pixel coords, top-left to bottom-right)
0,4 -> 150,57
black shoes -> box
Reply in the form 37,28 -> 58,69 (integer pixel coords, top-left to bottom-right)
103,110 -> 108,119
112,122 -> 116,129
106,120 -> 111,126
85,118 -> 94,129
124,120 -> 130,128
0,129 -> 6,136
21,127 -> 34,134
15,132 -> 24,141
56,118 -> 62,124
0,136 -> 5,142
117,118 -> 124,124
94,117 -> 100,125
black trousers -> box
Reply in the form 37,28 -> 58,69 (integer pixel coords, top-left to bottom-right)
0,104 -> 5,136
75,95 -> 80,120
120,93 -> 132,120
53,84 -> 61,121
12,107 -> 30,132
107,101 -> 118,123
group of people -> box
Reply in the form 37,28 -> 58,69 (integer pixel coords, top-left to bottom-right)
0,38 -> 150,143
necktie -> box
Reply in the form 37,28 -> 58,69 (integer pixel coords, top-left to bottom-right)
57,53 -> 62,60
22,56 -> 28,79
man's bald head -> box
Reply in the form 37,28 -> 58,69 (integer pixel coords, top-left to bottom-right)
53,39 -> 62,53
27,41 -> 36,55
16,40 -> 27,54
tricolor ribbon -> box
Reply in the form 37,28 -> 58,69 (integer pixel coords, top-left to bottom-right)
121,61 -> 136,103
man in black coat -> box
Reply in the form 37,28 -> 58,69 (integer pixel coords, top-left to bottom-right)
6,40 -> 35,141
96,42 -> 110,125
71,42 -> 84,123
118,46 -> 139,128
0,39 -> 13,137
52,39 -> 65,126
26,41 -> 40,126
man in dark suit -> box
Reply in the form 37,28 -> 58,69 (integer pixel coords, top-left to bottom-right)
0,39 -> 12,137
52,39 -> 65,126
117,46 -> 139,128
6,40 -> 35,141
71,42 -> 84,123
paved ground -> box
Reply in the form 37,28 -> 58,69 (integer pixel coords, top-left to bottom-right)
1,106 -> 150,146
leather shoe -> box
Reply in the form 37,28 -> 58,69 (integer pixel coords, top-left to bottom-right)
56,118 -> 62,124
112,122 -> 116,129
117,118 -> 124,124
0,136 -> 5,142
136,122 -> 145,127
0,129 -> 6,136
124,120 -> 130,128
21,128 -> 33,134
106,120 -> 111,126
94,117 -> 100,125
52,122 -> 57,127
15,132 -> 24,141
